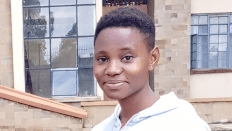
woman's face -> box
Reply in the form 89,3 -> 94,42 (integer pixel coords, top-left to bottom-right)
94,27 -> 159,100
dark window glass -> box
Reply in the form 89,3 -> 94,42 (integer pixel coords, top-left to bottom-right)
25,69 -> 51,98
198,26 -> 208,35
78,68 -> 94,96
51,38 -> 77,68
78,37 -> 94,68
23,0 -> 49,7
24,8 -> 49,38
24,39 -> 50,69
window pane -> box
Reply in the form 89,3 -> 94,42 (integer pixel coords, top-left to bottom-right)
218,60 -> 227,68
209,44 -> 218,52
210,17 -> 218,24
52,70 -> 77,96
25,39 -> 50,68
230,35 -> 232,67
78,37 -> 94,67
231,15 -> 232,23
219,17 -> 228,24
219,25 -> 228,33
219,35 -> 227,43
199,16 -> 208,24
78,68 -> 95,96
218,43 -> 227,51
209,52 -> 218,61
23,0 -> 49,6
192,35 -> 197,43
192,43 -> 197,52
24,8 -> 49,38
191,52 -> 197,60
210,25 -> 218,34
198,26 -> 208,35
210,35 -> 218,43
218,52 -> 227,59
202,37 -> 208,68
230,24 -> 232,33
50,7 -> 76,37
209,60 -> 217,69
78,6 -> 96,36
51,38 -> 77,68
198,36 -> 208,44
191,60 -> 196,69
191,16 -> 198,24
25,69 -> 51,98
197,51 -> 202,60
50,0 -> 76,5
196,61 -> 202,69
191,26 -> 198,35
77,0 -> 95,4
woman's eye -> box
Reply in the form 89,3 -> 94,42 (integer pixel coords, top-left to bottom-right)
97,57 -> 108,62
122,56 -> 133,61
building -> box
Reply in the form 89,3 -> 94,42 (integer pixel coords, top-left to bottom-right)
0,0 -> 232,130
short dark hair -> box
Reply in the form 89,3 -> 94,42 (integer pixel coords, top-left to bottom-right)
94,7 -> 155,51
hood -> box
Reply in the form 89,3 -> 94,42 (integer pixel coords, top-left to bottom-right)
113,92 -> 179,125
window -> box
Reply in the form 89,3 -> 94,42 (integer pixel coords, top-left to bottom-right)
23,0 -> 96,98
191,14 -> 232,69
103,0 -> 148,6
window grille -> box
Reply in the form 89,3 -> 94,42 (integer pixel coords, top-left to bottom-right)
191,14 -> 232,69
23,0 -> 96,97
103,0 -> 148,6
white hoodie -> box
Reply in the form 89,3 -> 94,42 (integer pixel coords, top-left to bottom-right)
92,92 -> 211,131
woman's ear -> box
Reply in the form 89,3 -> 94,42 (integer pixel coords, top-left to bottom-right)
149,46 -> 159,71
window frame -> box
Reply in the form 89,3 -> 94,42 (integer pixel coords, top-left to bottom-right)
11,0 -> 104,100
191,13 -> 232,74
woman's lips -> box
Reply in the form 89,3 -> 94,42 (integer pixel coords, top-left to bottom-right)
104,81 -> 125,89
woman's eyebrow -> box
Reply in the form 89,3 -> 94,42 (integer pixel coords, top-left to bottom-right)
95,51 -> 106,55
119,47 -> 134,51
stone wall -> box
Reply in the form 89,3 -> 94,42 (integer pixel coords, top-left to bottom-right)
0,98 -> 83,130
154,0 -> 191,98
192,100 -> 232,130
82,99 -> 232,131
0,0 -> 14,88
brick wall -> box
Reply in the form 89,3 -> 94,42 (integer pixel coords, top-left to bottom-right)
154,0 -> 191,98
0,0 -> 14,88
0,98 -> 83,130
81,102 -> 116,131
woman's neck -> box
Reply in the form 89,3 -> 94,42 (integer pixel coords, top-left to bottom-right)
118,86 -> 160,125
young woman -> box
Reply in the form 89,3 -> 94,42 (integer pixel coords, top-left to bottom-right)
92,7 -> 211,131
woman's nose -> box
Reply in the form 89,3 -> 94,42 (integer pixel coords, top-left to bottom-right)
105,60 -> 122,77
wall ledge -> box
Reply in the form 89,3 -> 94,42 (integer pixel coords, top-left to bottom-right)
81,97 -> 232,106
81,101 -> 118,107
0,85 -> 87,118
186,97 -> 232,103
50,96 -> 101,103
